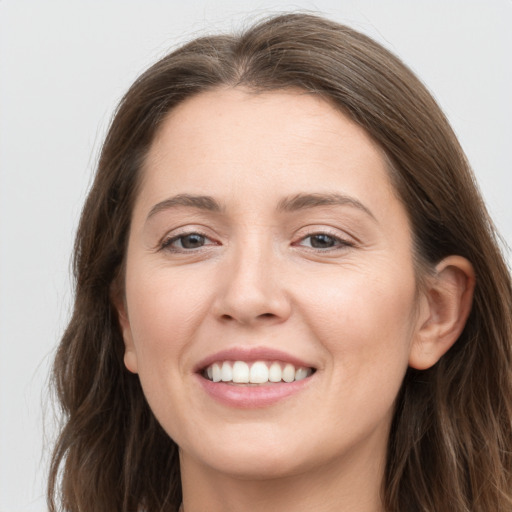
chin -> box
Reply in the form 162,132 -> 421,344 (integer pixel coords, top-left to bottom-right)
206,448 -> 313,481
178,423 -> 318,480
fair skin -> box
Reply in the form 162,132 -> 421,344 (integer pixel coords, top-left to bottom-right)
116,88 -> 474,512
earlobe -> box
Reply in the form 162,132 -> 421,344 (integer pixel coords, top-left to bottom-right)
409,256 -> 475,370
111,291 -> 139,374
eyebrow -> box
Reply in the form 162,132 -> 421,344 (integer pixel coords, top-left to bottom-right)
277,193 -> 376,221
146,192 -> 376,222
147,194 -> 223,221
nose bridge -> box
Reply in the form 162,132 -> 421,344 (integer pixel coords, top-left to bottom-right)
214,229 -> 290,324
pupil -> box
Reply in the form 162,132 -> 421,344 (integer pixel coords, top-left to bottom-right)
182,234 -> 204,249
311,234 -> 335,248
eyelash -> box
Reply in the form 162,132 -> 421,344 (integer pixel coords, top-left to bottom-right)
159,231 -> 217,252
294,232 -> 354,252
159,229 -> 354,254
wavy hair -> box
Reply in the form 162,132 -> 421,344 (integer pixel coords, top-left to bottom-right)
48,13 -> 512,512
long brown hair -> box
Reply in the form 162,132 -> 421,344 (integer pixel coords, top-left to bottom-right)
48,13 -> 512,512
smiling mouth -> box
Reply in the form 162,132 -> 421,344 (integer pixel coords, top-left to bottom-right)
201,360 -> 316,384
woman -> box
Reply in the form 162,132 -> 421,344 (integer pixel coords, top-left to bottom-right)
47,13 -> 512,512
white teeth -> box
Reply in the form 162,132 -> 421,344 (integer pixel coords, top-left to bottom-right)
250,361 -> 269,383
221,361 -> 232,382
232,361 -> 249,383
204,360 -> 313,384
268,362 -> 282,382
282,363 -> 295,383
212,363 -> 221,382
295,367 -> 309,381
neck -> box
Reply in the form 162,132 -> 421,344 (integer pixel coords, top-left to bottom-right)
180,446 -> 386,512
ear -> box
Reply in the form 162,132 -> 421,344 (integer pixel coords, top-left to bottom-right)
409,255 -> 475,370
111,289 -> 139,374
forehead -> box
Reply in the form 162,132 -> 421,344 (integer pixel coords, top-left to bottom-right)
137,87 -> 398,217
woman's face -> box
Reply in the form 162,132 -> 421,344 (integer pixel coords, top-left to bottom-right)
118,88 -> 427,480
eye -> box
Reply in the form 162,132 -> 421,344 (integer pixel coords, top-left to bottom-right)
161,232 -> 214,251
297,233 -> 352,250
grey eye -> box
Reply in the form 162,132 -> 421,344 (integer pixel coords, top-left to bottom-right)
178,233 -> 206,249
306,234 -> 338,249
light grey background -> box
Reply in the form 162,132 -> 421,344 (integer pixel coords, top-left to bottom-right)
1,1 -> 510,510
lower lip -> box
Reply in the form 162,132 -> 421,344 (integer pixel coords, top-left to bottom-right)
197,375 -> 312,408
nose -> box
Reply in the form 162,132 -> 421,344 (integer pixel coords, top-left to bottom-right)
212,240 -> 292,326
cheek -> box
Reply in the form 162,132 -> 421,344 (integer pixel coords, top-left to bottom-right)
299,264 -> 418,391
122,267 -> 217,438
124,266 -> 213,373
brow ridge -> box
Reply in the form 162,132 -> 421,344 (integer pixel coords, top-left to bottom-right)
277,193 -> 375,220
147,194 -> 222,220
146,192 -> 375,222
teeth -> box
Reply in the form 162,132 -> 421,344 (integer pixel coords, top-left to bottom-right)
250,361 -> 269,383
295,367 -> 309,381
221,361 -> 232,382
232,361 -> 249,383
212,363 -> 221,382
282,363 -> 295,383
269,362 -> 282,382
203,360 -> 313,384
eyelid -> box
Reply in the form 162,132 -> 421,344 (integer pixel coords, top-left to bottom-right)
154,224 -> 357,253
292,226 -> 357,250
156,226 -> 220,252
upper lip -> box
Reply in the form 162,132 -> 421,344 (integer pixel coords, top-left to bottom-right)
194,347 -> 316,373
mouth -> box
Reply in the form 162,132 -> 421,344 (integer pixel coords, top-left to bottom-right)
195,348 -> 317,407
201,360 -> 315,384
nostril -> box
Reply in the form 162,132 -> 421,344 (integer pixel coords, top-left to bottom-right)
219,312 -> 278,324
220,313 -> 275,321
